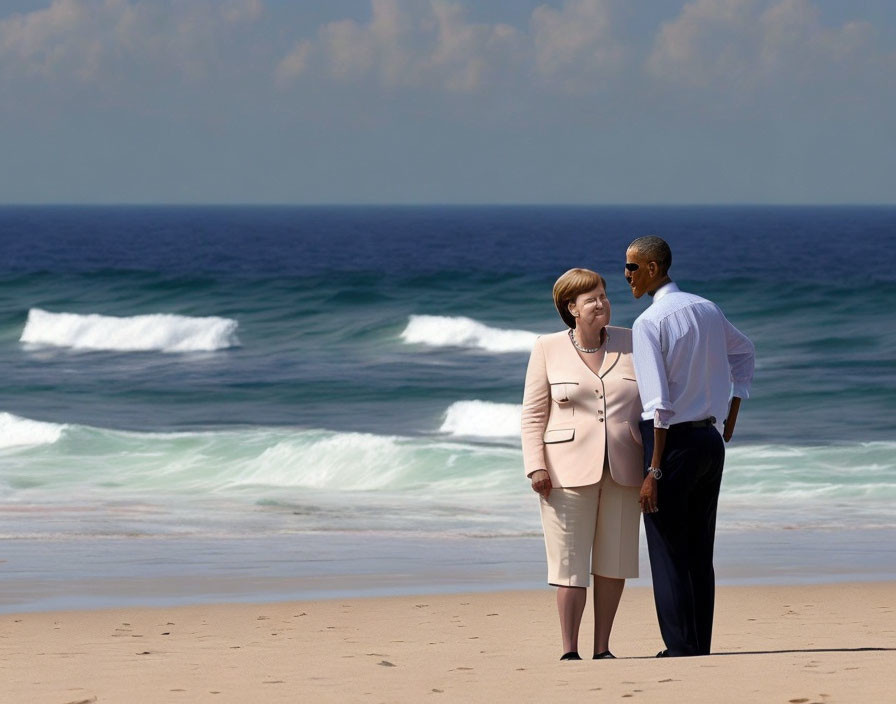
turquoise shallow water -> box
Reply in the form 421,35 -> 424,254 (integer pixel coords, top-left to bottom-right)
2,529 -> 894,613
0,205 -> 894,609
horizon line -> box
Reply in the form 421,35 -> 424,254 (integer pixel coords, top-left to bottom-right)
1,201 -> 895,208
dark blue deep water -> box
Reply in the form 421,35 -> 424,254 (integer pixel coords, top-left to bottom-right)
1,205 -> 893,441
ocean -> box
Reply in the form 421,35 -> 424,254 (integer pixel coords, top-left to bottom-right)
1,205 -> 894,611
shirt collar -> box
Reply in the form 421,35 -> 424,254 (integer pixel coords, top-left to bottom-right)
652,281 -> 679,302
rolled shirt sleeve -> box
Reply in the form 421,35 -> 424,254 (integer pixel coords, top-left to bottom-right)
632,317 -> 673,429
724,315 -> 756,400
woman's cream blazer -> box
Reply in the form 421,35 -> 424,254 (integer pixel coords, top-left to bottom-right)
521,326 -> 644,488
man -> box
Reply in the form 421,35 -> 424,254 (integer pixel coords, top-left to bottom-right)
625,236 -> 754,657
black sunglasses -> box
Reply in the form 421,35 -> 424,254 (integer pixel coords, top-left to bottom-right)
625,262 -> 640,272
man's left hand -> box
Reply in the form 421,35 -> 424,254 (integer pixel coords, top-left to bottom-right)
639,476 -> 658,514
723,397 -> 742,442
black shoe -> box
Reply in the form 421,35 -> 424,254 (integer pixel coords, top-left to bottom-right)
656,650 -> 670,658
560,651 -> 582,661
593,651 -> 616,659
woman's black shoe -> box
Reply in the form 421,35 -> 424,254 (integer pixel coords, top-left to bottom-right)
593,651 -> 616,659
560,651 -> 582,660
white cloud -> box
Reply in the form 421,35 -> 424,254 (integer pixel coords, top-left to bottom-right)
277,40 -> 312,84
277,0 -> 524,93
277,0 -> 629,94
275,0 -> 636,96
0,0 -> 266,84
273,0 -> 893,104
0,0 -> 107,81
222,0 -> 263,25
428,1 -> 522,92
3,0 -> 891,118
531,0 -> 624,89
647,0 -> 879,96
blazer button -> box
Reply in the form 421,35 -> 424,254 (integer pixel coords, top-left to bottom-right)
598,418 -> 604,422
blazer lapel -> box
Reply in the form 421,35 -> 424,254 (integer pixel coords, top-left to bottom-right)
598,329 -> 621,378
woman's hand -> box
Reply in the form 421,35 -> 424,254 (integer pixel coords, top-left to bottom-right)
530,469 -> 552,498
639,476 -> 658,514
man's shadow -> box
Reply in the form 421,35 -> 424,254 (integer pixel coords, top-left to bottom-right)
631,646 -> 895,658
715,646 -> 895,656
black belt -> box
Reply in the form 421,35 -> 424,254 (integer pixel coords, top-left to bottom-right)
671,417 -> 716,429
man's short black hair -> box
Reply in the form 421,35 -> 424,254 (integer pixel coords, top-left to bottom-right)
628,236 -> 672,275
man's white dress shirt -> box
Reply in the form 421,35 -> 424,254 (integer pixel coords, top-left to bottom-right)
632,282 -> 755,429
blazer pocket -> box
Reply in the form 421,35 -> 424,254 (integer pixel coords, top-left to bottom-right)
627,421 -> 643,446
543,428 -> 575,444
550,382 -> 578,403
621,375 -> 637,382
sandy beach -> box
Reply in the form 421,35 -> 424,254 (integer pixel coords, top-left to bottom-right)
2,581 -> 894,703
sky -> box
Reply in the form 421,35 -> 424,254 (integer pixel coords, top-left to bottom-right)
1,0 -> 894,204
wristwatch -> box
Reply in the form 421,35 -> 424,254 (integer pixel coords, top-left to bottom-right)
647,466 -> 663,480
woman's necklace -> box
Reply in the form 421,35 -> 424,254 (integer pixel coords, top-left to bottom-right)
569,327 -> 608,354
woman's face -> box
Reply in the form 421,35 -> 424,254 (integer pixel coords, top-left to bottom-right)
568,285 -> 611,328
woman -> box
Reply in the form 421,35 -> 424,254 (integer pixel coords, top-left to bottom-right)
521,268 -> 644,660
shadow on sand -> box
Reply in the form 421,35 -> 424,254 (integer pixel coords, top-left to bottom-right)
629,646 -> 895,659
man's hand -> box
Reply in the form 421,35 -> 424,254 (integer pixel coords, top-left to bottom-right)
530,469 -> 552,498
639,475 -> 658,514
723,397 -> 742,443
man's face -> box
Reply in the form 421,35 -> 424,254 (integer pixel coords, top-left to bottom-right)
625,247 -> 651,299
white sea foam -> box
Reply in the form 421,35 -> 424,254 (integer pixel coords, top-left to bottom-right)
723,443 -> 896,491
223,431 -> 520,495
439,400 -> 522,439
226,432 -> 417,492
401,315 -> 537,353
0,422 -> 519,498
0,412 -> 66,449
1,417 -> 894,533
713,442 -> 896,529
19,308 -> 240,353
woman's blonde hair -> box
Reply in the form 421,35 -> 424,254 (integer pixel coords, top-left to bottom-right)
552,268 -> 606,329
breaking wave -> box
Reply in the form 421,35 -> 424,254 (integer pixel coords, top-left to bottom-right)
400,315 -> 537,353
439,400 -> 521,439
0,412 -> 66,449
19,308 -> 239,353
